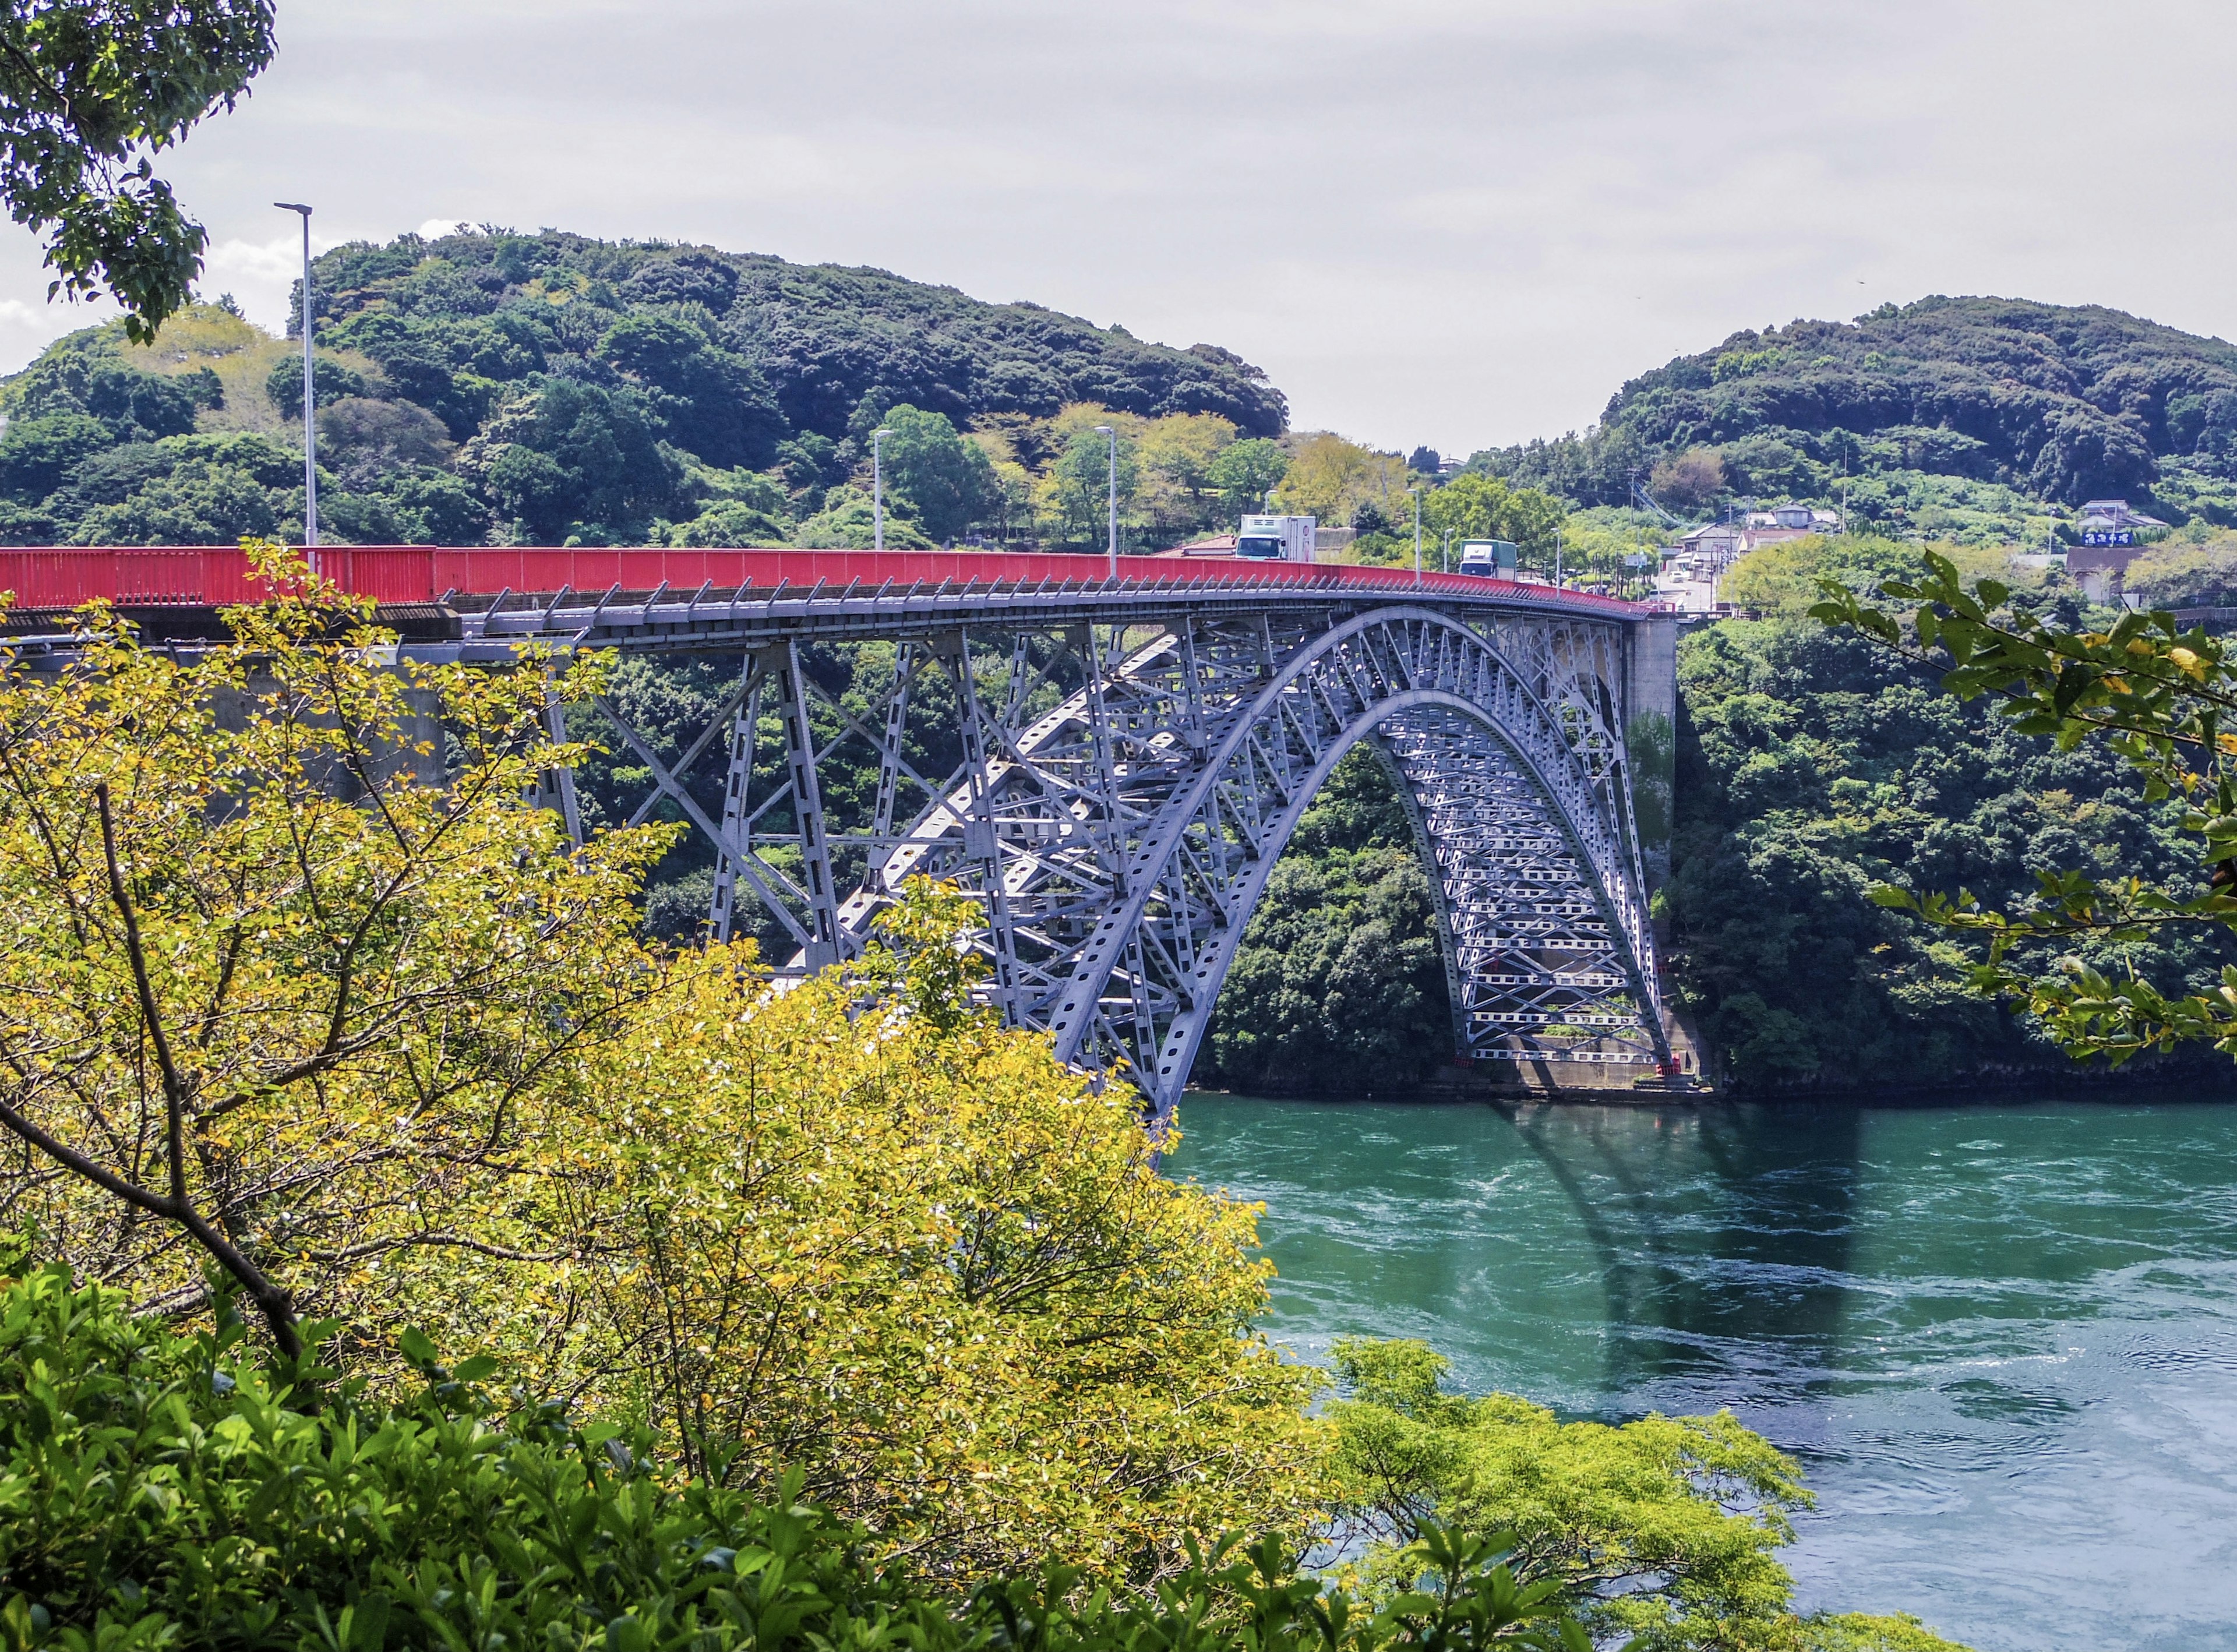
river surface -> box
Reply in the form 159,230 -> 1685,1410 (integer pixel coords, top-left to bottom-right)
1164,1093 -> 2237,1652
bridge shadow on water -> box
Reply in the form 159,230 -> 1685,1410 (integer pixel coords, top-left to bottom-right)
1494,1100 -> 1865,1413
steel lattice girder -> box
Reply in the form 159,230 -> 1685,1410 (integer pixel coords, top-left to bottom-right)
576,595 -> 1669,1120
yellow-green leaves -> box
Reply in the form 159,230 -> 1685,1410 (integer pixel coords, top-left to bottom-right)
1325,1337 -> 1836,1651
533,926 -> 1328,1583
0,546 -> 675,1349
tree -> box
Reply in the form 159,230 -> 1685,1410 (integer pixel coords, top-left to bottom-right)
536,881 -> 1329,1580
1208,436 -> 1289,520
1043,423 -> 1141,549
0,411 -> 112,499
670,496 -> 789,546
0,548 -> 672,1354
1648,448 -> 1726,511
1137,411 -> 1237,539
1273,434 -> 1407,528
1813,550 -> 2237,1064
877,402 -> 1000,542
595,312 -> 786,470
264,352 -> 368,423
1325,1339 -> 1967,1652
5,1263 -> 1587,1652
1201,750 -> 1450,1096
794,482 -> 934,549
0,577 -> 1332,1578
470,379 -> 680,541
0,1 -> 275,341
316,396 -> 454,485
1421,474 -> 1565,568
68,454 -> 277,543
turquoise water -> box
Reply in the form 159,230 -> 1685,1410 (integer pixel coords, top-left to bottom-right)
1165,1095 -> 2237,1652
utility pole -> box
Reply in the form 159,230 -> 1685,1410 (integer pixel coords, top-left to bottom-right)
872,426 -> 892,552
274,202 -> 316,552
1095,425 -> 1117,576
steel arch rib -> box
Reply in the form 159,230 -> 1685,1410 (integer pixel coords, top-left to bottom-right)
1087,688 -> 1666,1122
1038,607 -> 1668,1117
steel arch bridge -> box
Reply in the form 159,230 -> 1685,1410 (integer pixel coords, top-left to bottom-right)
2,545 -> 1679,1117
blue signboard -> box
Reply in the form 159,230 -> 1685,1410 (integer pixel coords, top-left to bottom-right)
2079,529 -> 2134,548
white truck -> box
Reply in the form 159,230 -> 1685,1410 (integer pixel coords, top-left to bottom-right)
1236,514 -> 1317,562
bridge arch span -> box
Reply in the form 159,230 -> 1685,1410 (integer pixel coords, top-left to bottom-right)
768,604 -> 1668,1120
998,606 -> 1668,1121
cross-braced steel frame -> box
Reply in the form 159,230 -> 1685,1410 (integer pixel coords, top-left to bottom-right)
448,577 -> 1671,1121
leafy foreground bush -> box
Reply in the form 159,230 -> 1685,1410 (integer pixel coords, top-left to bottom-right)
1324,1342 -> 1968,1652
0,1265 -> 1582,1652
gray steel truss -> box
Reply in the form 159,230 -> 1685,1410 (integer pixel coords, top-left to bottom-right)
435,577 -> 1671,1120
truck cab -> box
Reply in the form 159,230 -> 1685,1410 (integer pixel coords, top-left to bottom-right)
1236,514 -> 1317,562
1457,539 -> 1518,577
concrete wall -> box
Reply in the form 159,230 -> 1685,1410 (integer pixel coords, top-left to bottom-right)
1625,611 -> 1678,890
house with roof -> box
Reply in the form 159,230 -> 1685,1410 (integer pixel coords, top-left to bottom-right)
2067,499 -> 2170,602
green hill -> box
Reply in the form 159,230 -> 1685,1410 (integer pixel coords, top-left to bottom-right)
1471,295 -> 2237,539
0,227 -> 1288,549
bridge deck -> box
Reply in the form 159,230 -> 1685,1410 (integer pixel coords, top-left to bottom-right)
0,545 -> 1650,630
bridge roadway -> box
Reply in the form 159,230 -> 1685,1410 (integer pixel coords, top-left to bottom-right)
1,545 -> 1681,1116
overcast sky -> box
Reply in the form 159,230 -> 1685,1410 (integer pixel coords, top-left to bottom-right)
0,0 -> 2228,456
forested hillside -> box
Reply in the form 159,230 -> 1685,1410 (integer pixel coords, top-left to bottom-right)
1471,296 -> 2237,541
0,227 -> 1290,550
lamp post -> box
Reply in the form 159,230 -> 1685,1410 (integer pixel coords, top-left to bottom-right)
1412,488 -> 1423,586
1093,425 -> 1117,576
274,202 -> 316,551
871,426 -> 892,552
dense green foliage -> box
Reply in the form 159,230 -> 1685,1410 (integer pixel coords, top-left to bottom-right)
1811,549 -> 2237,1063
0,229 -> 1288,549
1198,750 -> 1451,1096
1469,296 -> 2237,534
0,1 -> 273,342
1666,549 -> 2237,1088
1324,1340 -> 1964,1652
0,1264 -> 1588,1652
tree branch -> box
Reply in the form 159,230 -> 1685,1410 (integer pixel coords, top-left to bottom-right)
91,779 -> 298,1356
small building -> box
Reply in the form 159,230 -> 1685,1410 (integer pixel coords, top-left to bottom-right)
2067,542 -> 2136,603
2077,499 -> 2168,532
1678,523 -> 1742,565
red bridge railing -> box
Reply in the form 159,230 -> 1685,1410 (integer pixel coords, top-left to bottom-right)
0,545 -> 1649,619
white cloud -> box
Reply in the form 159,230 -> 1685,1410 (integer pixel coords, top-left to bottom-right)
196,232 -> 340,333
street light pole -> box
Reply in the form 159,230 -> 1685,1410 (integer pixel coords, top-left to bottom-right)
871,426 -> 892,552
274,202 -> 316,552
1094,425 -> 1117,576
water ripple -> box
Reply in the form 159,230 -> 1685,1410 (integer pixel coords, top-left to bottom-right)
1169,1090 -> 2237,1652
